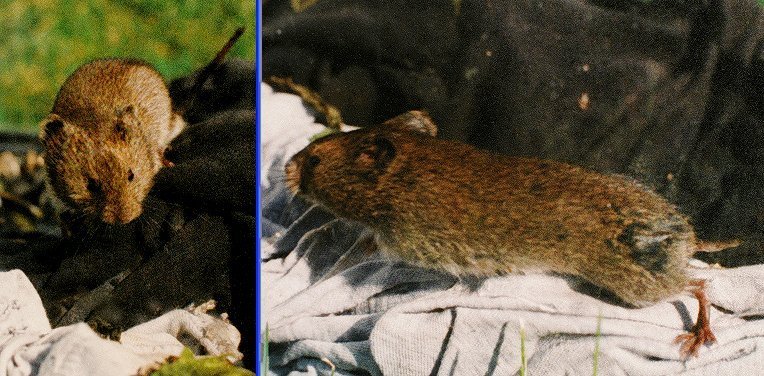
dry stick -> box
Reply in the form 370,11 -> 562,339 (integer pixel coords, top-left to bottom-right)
55,270 -> 131,327
176,26 -> 246,116
267,76 -> 344,130
320,357 -> 336,376
695,239 -> 741,252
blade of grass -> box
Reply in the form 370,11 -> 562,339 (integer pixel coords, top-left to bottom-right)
321,357 -> 336,376
593,311 -> 602,376
520,326 -> 527,376
262,323 -> 270,374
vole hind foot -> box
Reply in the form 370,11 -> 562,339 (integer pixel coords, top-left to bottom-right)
674,282 -> 716,358
675,329 -> 716,359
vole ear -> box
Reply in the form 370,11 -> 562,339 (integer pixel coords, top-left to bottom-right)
358,136 -> 397,170
383,110 -> 437,137
114,105 -> 137,141
39,114 -> 67,141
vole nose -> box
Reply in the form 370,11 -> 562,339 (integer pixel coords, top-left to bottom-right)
117,209 -> 141,224
284,153 -> 304,193
102,204 -> 141,224
284,150 -> 320,194
284,155 -> 299,179
102,211 -> 117,225
285,149 -> 303,169
285,159 -> 296,175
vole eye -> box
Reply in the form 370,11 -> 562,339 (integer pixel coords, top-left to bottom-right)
115,121 -> 128,141
127,169 -> 135,182
307,155 -> 321,168
87,178 -> 102,194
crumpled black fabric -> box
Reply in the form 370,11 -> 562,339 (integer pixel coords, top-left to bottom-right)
263,0 -> 764,241
1,58 -> 255,362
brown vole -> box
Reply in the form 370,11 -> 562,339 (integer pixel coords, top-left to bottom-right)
40,28 -> 244,225
285,111 -> 716,358
40,59 -> 183,224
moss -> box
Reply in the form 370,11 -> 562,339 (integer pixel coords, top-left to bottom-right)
148,348 -> 254,376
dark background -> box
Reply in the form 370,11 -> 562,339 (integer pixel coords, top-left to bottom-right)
263,0 -> 764,243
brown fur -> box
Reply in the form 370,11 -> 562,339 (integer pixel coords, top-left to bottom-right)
40,59 -> 185,224
285,111 -> 697,308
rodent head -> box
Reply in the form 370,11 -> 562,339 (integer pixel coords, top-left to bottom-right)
41,110 -> 159,225
40,59 -> 172,224
285,110 -> 436,222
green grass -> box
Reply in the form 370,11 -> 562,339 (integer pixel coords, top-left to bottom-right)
519,327 -> 527,376
0,0 -> 254,133
149,348 -> 254,376
514,314 -> 603,376
593,313 -> 602,376
261,324 -> 269,374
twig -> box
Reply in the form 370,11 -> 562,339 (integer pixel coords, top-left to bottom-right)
177,27 -> 246,115
267,76 -> 344,131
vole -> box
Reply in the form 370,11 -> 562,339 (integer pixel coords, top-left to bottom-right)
285,111 -> 717,358
39,28 -> 244,225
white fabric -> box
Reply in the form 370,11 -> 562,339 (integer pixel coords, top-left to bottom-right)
261,83 -> 764,375
0,269 -> 242,376
119,305 -> 243,363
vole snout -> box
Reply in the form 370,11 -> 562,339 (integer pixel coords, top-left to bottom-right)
285,147 -> 320,195
284,152 -> 303,194
102,200 -> 142,225
286,133 -> 354,196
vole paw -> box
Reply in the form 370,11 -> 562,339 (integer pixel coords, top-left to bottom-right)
674,324 -> 716,359
160,148 -> 175,168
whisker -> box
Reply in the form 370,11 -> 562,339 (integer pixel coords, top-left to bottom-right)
145,197 -> 186,209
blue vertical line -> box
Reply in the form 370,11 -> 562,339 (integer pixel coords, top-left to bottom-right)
255,0 -> 263,374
